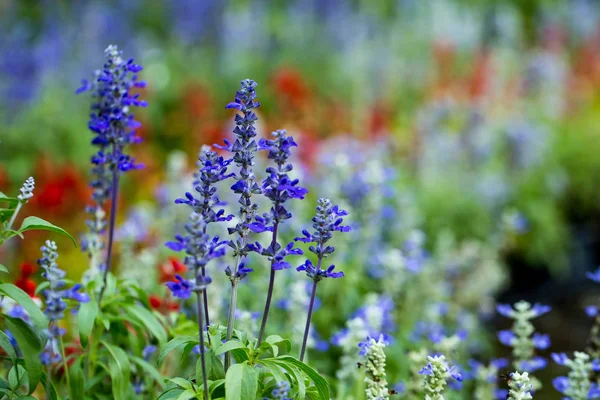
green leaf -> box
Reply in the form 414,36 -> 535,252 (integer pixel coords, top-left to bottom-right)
101,341 -> 132,400
0,264 -> 9,274
167,377 -> 193,390
157,336 -> 198,365
126,304 -> 167,345
0,193 -> 19,207
257,360 -> 287,385
78,299 -> 98,348
204,349 -> 225,381
4,316 -> 42,393
225,363 -> 258,400
214,340 -> 246,356
209,379 -> 225,395
18,216 -> 76,246
277,356 -> 330,400
265,335 -> 291,355
0,330 -> 17,362
0,209 -> 15,223
130,356 -> 166,389
157,387 -> 185,400
269,360 -> 305,399
40,372 -> 58,400
69,358 -> 85,399
0,283 -> 48,331
8,365 -> 27,391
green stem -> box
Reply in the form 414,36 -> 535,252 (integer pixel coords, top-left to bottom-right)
6,202 -> 23,231
59,335 -> 72,399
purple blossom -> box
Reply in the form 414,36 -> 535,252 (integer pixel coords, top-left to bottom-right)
587,267 -> 600,283
165,275 -> 195,299
39,240 -> 90,321
519,356 -> 547,372
497,330 -> 516,346
532,333 -> 551,349
531,303 -> 551,317
496,304 -> 513,317
295,198 -> 350,281
586,305 -> 599,318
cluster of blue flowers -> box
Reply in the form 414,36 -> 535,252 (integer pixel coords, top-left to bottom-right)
78,45 -> 147,280
38,240 -> 89,365
218,79 -> 262,280
295,198 -> 350,281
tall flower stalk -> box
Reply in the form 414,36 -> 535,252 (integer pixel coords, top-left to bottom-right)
38,240 -> 90,396
250,129 -> 307,344
296,198 -> 350,361
165,214 -> 227,400
497,301 -> 551,389
217,79 -> 261,370
77,45 -> 147,304
174,149 -> 233,326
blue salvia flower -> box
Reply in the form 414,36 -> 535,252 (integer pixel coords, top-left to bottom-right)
165,212 -> 227,298
251,130 -> 308,344
497,301 -> 550,390
419,354 -> 463,399
297,198 -> 350,361
295,198 -> 350,281
358,335 -> 390,400
217,79 -> 262,280
176,148 -> 234,224
466,358 -> 509,399
218,79 -> 263,370
552,352 -> 600,400
78,45 -> 146,279
38,240 -> 90,365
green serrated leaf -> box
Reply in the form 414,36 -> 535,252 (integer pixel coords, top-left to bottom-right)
225,363 -> 258,400
157,336 -> 198,365
78,299 -> 98,348
0,283 -> 48,331
126,304 -> 167,345
18,216 -> 76,246
214,340 -> 246,357
4,316 -> 42,393
277,356 -> 330,400
0,264 -> 8,274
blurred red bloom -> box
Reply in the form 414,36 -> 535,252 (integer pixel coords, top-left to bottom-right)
273,67 -> 311,108
15,262 -> 37,297
159,257 -> 187,283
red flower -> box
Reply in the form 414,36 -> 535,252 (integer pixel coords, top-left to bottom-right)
149,295 -> 162,309
15,262 -> 37,297
159,257 -> 187,283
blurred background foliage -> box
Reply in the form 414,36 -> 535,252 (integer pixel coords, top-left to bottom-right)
1,0 -> 600,291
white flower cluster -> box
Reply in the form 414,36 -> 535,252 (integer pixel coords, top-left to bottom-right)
508,371 -> 533,400
360,335 -> 389,400
420,354 -> 462,400
17,177 -> 35,202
